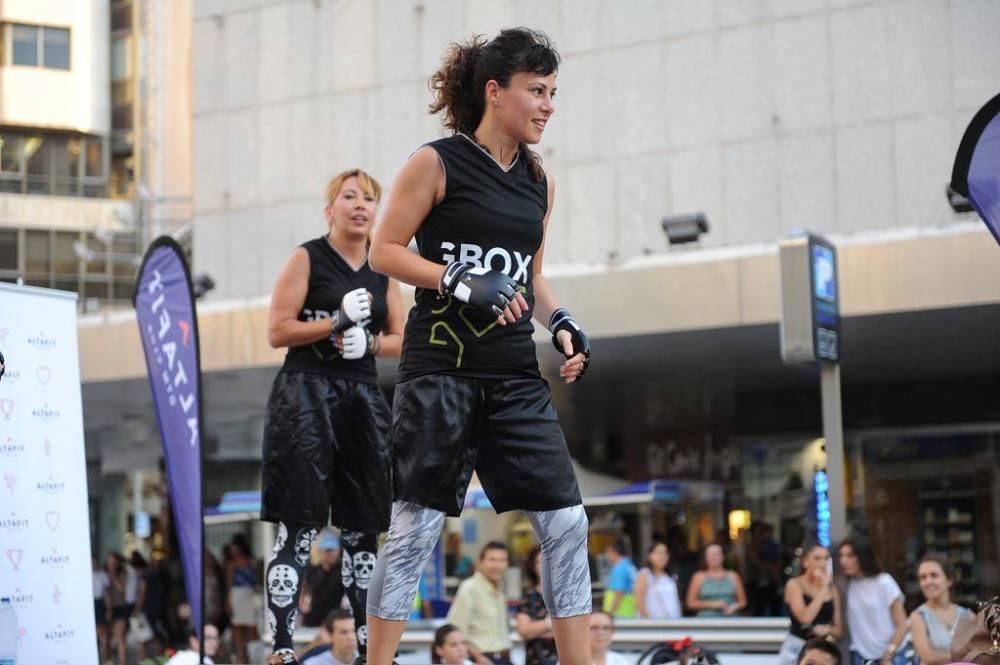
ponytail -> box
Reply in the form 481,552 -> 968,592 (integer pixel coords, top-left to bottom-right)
428,28 -> 559,183
428,35 -> 487,137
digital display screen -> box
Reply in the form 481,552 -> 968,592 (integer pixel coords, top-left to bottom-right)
811,239 -> 839,362
813,245 -> 836,302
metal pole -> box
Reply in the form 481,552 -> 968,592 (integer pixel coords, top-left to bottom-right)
133,470 -> 143,546
820,364 -> 847,544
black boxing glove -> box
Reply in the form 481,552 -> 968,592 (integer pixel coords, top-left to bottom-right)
440,262 -> 517,318
0,349 -> 5,382
549,308 -> 591,378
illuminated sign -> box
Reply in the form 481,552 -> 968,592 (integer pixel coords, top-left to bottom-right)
814,470 -> 831,547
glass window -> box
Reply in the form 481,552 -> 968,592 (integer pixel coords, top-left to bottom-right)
52,232 -> 78,275
51,179 -> 78,196
51,137 -> 76,178
111,2 -> 132,33
0,229 -> 17,271
24,136 -> 46,175
11,24 -> 39,66
25,230 -> 50,275
0,179 -> 22,194
83,279 -> 109,301
111,278 -> 134,301
0,135 -> 22,173
83,183 -> 106,198
111,36 -> 130,81
82,235 -> 107,274
85,139 -> 103,177
42,27 -> 70,69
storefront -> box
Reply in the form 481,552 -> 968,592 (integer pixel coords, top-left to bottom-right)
737,427 -> 999,607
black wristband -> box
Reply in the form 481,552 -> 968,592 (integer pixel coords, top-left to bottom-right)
548,308 -> 573,333
440,262 -> 472,295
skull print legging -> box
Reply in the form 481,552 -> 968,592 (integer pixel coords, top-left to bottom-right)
340,531 -> 379,655
266,523 -> 379,656
367,501 -> 592,621
266,522 -> 319,655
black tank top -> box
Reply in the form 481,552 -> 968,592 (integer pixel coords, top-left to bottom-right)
789,587 -> 835,639
397,134 -> 548,381
281,237 -> 388,384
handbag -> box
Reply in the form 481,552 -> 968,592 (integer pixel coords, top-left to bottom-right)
951,596 -> 999,664
127,612 -> 154,644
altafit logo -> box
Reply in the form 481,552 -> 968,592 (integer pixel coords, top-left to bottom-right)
36,476 -> 66,495
0,437 -> 24,457
3,472 -> 15,494
26,331 -> 57,350
0,398 -> 14,420
36,365 -> 52,385
32,403 -> 61,422
43,625 -> 74,643
0,367 -> 21,383
40,549 -> 70,569
8,588 -> 34,609
0,513 -> 28,531
144,268 -> 199,448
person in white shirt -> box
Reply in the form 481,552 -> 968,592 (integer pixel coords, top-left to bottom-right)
838,536 -> 908,665
589,611 -> 630,665
164,624 -> 219,665
303,610 -> 358,665
634,542 -> 681,619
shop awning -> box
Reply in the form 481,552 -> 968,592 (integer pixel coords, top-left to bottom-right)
583,479 -> 724,507
463,460 -> 631,510
204,490 -> 260,524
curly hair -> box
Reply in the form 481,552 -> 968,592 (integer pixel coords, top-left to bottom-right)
428,27 -> 559,182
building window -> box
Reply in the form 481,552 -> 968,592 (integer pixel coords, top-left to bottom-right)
11,24 -> 38,66
4,24 -> 71,70
0,229 -> 16,275
0,131 -> 107,197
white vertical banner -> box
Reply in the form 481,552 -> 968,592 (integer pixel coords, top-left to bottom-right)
0,283 -> 98,665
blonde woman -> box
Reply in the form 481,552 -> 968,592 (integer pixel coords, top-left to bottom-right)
260,169 -> 404,665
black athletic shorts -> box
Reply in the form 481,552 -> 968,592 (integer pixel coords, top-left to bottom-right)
261,371 -> 391,532
391,374 -> 582,516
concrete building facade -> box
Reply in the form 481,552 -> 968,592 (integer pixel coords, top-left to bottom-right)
78,0 -> 1000,602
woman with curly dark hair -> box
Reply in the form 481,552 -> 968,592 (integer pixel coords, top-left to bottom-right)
364,27 -> 593,665
516,546 -> 558,665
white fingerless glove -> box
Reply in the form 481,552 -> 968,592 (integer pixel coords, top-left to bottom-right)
341,326 -> 374,360
331,288 -> 371,334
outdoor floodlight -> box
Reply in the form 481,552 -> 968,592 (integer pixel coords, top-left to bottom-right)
662,212 -> 710,245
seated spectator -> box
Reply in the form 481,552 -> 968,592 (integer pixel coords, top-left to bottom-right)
909,555 -> 971,665
164,624 -> 220,665
796,637 -> 842,665
589,611 -> 629,665
635,541 -> 681,619
296,609 -> 336,663
685,543 -> 746,617
302,609 -> 357,665
431,623 -> 475,665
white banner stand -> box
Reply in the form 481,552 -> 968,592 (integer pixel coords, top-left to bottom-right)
0,282 -> 98,665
